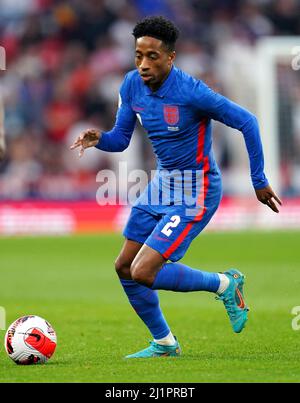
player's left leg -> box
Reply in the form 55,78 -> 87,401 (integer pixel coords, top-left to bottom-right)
131,243 -> 221,294
126,242 -> 225,357
131,243 -> 248,335
130,205 -> 248,334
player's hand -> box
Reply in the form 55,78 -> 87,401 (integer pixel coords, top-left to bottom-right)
255,185 -> 282,213
70,128 -> 101,158
0,134 -> 6,161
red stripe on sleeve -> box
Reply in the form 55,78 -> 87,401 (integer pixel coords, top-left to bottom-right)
162,156 -> 210,260
196,118 -> 208,164
194,156 -> 210,222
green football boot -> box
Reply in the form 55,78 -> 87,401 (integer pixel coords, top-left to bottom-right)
125,338 -> 181,359
216,269 -> 249,333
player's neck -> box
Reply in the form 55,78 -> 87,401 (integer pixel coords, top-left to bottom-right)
148,66 -> 173,92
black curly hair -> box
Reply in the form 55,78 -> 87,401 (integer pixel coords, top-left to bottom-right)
132,16 -> 179,52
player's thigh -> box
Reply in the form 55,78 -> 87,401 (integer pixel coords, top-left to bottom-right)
130,243 -> 166,285
115,239 -> 143,279
123,206 -> 160,245
116,207 -> 160,278
144,206 -> 217,262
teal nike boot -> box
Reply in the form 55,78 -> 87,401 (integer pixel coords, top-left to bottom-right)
216,269 -> 249,333
125,338 -> 181,358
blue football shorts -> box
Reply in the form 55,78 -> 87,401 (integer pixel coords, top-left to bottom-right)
123,170 -> 222,262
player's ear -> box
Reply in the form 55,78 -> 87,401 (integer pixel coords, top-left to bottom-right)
168,51 -> 176,65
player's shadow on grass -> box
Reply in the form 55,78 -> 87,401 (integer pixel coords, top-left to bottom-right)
182,352 -> 249,361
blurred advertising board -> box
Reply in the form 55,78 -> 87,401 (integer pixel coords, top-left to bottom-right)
0,198 -> 299,235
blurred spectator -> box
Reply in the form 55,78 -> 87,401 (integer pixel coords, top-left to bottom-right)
267,0 -> 300,35
44,75 -> 81,142
0,130 -> 42,199
0,0 -> 299,200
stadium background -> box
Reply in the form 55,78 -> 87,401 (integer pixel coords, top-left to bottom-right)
1,0 -> 300,384
0,0 -> 300,234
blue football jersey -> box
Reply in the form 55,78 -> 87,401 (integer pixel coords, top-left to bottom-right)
96,65 -> 269,190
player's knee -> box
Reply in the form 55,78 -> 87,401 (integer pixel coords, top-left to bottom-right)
114,257 -> 131,279
130,261 -> 154,287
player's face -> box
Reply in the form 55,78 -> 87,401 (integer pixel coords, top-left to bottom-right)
135,36 -> 175,90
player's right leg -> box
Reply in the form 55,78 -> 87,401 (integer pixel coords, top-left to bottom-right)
115,238 -> 143,280
116,207 -> 180,358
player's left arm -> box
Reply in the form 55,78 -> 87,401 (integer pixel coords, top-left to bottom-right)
0,92 -> 5,161
193,80 -> 282,213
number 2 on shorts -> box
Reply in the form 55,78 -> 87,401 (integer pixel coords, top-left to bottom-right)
161,215 -> 181,237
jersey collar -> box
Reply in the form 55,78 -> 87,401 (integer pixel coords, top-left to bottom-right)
143,65 -> 177,98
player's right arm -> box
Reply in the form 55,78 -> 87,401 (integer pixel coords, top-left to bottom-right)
70,74 -> 136,157
0,92 -> 5,161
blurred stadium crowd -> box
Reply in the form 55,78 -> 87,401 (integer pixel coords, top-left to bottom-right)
0,0 -> 300,200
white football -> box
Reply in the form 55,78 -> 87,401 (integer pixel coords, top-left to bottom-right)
4,315 -> 57,365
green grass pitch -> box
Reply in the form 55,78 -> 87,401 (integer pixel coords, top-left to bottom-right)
0,231 -> 300,383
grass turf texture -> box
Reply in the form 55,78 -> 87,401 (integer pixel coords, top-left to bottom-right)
0,231 -> 300,383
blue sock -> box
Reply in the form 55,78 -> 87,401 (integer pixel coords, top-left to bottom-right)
120,279 -> 170,339
152,262 -> 220,292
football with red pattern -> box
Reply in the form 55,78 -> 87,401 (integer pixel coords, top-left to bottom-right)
4,315 -> 57,365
